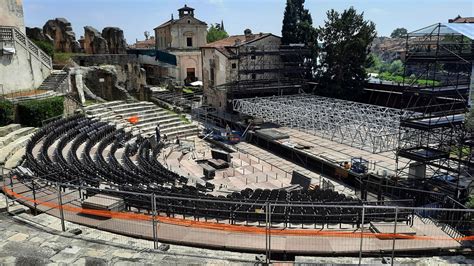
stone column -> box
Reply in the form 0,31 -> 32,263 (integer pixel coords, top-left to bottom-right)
75,73 -> 86,104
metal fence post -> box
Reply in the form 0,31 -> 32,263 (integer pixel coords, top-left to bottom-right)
391,207 -> 398,266
265,201 -> 271,264
151,193 -> 158,249
358,206 -> 366,265
57,182 -> 66,232
31,179 -> 37,215
2,167 -> 9,212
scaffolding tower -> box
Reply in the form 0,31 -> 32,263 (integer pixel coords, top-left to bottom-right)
218,44 -> 311,104
395,23 -> 473,201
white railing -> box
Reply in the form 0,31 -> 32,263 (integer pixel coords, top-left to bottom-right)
0,26 -> 52,69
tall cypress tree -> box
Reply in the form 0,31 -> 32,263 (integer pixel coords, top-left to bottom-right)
282,0 -> 315,45
282,0 -> 297,45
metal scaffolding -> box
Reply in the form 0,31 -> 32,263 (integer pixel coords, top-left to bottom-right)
233,94 -> 411,153
394,23 -> 473,202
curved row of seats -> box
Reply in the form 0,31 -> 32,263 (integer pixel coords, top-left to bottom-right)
17,115 -> 411,226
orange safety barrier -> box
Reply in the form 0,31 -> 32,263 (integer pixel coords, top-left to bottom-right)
128,116 -> 139,124
3,186 -> 473,241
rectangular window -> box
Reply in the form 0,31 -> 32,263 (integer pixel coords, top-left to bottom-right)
251,73 -> 256,80
232,63 -> 237,69
251,55 -> 256,60
187,37 -> 193,47
210,68 -> 215,86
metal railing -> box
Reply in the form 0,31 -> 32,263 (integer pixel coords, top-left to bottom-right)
0,26 -> 53,69
1,167 -> 473,265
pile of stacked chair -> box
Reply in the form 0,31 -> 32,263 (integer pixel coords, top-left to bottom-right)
16,115 -> 412,227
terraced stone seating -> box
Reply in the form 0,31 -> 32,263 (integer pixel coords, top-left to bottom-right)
0,124 -> 37,170
84,101 -> 199,139
12,115 -> 414,227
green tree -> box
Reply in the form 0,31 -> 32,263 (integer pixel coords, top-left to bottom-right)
388,60 -> 404,75
317,7 -> 377,100
390,27 -> 408,38
281,0 -> 315,45
367,53 -> 382,73
207,23 -> 229,43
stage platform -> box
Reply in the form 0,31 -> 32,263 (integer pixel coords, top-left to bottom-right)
251,127 -> 411,177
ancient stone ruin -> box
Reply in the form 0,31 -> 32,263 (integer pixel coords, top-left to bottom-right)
25,27 -> 53,44
83,26 -> 108,54
102,27 -> 127,54
43,18 -> 80,53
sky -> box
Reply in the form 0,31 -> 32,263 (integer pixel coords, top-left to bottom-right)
23,0 -> 473,45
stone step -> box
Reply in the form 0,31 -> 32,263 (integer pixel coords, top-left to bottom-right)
138,118 -> 184,133
4,146 -> 26,169
84,100 -> 124,111
0,127 -> 36,148
160,124 -> 197,134
110,101 -> 154,111
136,115 -> 180,128
87,102 -> 154,116
0,132 -> 36,165
0,124 -> 21,137
168,129 -> 200,139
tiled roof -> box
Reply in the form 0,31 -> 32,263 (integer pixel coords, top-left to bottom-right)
202,33 -> 273,48
130,38 -> 155,49
154,16 -> 207,30
449,16 -> 474,23
155,19 -> 174,29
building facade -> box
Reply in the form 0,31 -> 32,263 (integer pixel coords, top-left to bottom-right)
0,0 -> 25,33
201,31 -> 281,110
0,0 -> 52,93
154,5 -> 207,85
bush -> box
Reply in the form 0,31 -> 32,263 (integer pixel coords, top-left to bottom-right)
17,96 -> 64,127
0,100 -> 14,126
32,40 -> 54,57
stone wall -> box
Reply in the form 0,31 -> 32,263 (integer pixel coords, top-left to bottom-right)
0,0 -> 25,33
0,36 -> 51,93
70,55 -> 147,101
73,54 -> 139,66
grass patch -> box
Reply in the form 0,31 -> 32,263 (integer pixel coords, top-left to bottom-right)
53,53 -> 85,65
84,99 -> 101,106
378,72 -> 440,86
179,114 -> 191,124
163,108 -> 191,124
450,146 -> 472,159
183,88 -> 194,94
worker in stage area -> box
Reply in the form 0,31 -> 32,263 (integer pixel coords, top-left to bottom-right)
343,161 -> 351,170
163,133 -> 168,144
155,124 -> 161,143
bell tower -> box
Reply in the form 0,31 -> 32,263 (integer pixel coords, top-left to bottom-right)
178,4 -> 194,18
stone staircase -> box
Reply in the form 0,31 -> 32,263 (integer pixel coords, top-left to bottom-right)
84,101 -> 200,139
0,124 -> 37,172
39,70 -> 68,91
5,69 -> 68,103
